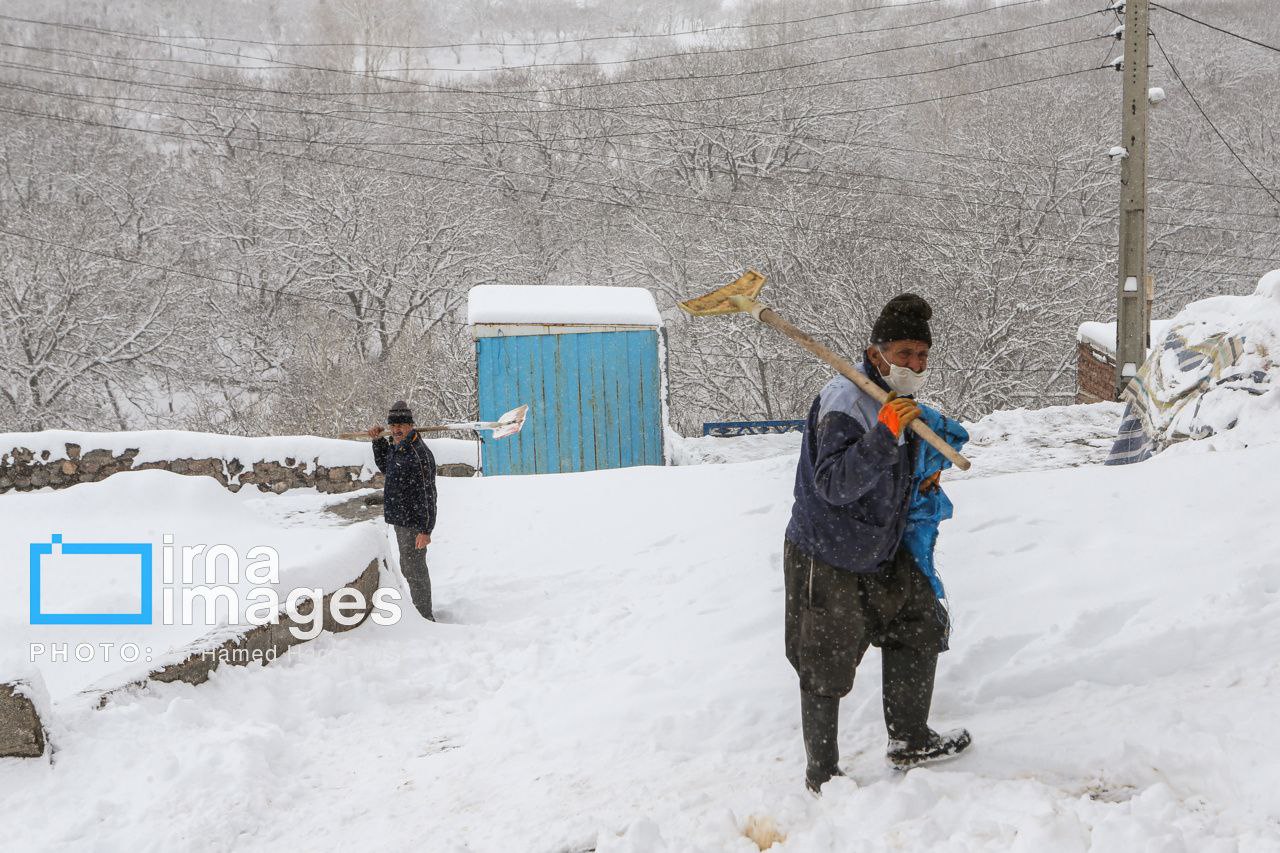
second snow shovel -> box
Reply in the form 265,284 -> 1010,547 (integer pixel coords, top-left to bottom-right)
338,404 -> 529,441
679,271 -> 971,471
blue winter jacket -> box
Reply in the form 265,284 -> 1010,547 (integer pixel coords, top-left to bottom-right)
902,406 -> 969,599
372,431 -> 438,534
784,363 -> 917,574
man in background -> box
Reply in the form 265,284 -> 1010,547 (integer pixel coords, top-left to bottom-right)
369,400 -> 438,621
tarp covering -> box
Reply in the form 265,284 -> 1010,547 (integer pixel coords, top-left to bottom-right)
1108,271 -> 1280,464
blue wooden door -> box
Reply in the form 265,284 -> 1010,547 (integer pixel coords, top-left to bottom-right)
476,330 -> 664,475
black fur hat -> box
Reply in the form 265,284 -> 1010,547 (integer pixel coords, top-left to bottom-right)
870,293 -> 932,346
387,400 -> 414,425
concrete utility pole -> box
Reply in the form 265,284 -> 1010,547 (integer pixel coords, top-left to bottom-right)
1114,0 -> 1151,396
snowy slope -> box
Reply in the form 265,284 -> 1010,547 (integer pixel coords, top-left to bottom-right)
0,472 -> 385,698
1,416 -> 1278,851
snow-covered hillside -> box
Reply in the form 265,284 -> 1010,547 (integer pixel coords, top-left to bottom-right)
2,406 -> 1278,851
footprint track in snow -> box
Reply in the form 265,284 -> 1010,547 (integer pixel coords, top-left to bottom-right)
966,515 -> 1021,533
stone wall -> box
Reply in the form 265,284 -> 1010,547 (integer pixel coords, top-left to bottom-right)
2,558 -> 388,755
0,443 -> 475,495
93,558 -> 383,708
0,681 -> 47,758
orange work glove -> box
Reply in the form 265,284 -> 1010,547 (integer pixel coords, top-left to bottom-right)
919,471 -> 942,494
877,392 -> 922,438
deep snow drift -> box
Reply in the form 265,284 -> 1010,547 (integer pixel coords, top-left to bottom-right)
2,406 -> 1279,852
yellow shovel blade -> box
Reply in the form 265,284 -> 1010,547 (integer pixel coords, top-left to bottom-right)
677,269 -> 767,317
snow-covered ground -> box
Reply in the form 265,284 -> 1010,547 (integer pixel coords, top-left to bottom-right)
3,403 -> 1279,851
0,473 -> 384,698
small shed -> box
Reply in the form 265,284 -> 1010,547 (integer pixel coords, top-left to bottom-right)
467,285 -> 667,475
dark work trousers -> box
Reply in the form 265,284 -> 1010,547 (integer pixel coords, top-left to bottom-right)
394,524 -> 433,620
784,539 -> 949,742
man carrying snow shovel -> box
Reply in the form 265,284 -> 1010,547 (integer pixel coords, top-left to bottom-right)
369,400 -> 438,621
784,293 -> 971,794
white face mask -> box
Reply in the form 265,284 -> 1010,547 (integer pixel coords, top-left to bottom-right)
876,346 -> 929,396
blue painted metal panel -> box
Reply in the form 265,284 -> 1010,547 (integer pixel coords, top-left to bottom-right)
516,335 -> 541,473
594,333 -> 621,470
603,333 -> 631,468
556,335 -> 584,472
476,329 -> 664,475
537,334 -> 563,472
626,330 -> 664,466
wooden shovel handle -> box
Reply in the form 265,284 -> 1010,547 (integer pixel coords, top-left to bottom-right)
753,305 -> 972,471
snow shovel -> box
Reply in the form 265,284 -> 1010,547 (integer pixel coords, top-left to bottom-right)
338,404 -> 529,441
678,271 -> 971,471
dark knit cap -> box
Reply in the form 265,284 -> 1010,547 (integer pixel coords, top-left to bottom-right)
870,293 -> 933,346
388,400 -> 414,424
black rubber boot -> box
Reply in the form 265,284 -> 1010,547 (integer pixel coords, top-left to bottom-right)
801,691 -> 844,794
882,646 -> 937,747
882,647 -> 971,769
887,728 -> 972,770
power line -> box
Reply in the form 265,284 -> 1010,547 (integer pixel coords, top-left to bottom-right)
0,41 -> 1126,208
14,79 -> 1230,267
0,10 -> 1115,149
0,1 -> 1053,76
9,18 -> 1277,202
1151,31 -> 1280,209
6,0 -> 955,52
0,225 -> 468,324
0,100 -> 1264,285
7,42 -> 1280,243
503,37 -> 1110,114
0,9 -> 1095,97
16,64 -> 1276,266
1153,3 -> 1280,54
1,34 -> 1111,117
455,11 -> 1101,95
0,53 -> 1137,236
0,100 -> 1122,271
0,44 -> 1143,228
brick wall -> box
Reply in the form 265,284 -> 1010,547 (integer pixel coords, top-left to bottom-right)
1077,342 -> 1118,404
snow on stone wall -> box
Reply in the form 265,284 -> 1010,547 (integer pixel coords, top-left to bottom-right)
0,430 -> 479,494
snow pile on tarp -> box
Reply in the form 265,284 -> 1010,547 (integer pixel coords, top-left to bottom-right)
468,284 -> 663,327
1108,270 -> 1280,464
0,429 -> 478,471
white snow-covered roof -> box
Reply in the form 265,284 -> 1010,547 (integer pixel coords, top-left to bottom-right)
467,285 -> 662,327
1077,319 -> 1176,356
